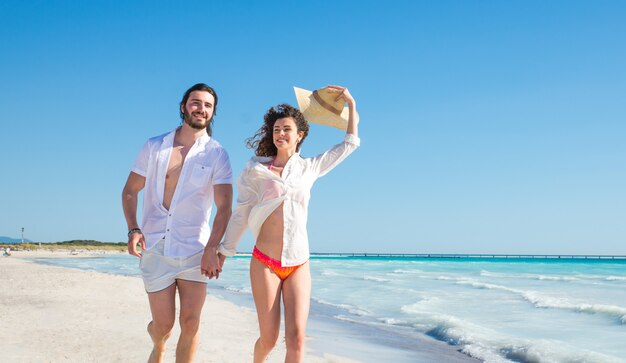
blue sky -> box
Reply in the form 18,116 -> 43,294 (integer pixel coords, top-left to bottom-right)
1,1 -> 624,254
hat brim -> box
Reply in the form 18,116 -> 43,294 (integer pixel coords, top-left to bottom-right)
294,87 -> 354,130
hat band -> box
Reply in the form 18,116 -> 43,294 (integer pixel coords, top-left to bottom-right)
312,91 -> 343,116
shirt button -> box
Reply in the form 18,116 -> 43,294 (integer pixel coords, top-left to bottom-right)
167,229 -> 170,231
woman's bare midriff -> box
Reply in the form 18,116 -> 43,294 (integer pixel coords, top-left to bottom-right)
255,202 -> 285,261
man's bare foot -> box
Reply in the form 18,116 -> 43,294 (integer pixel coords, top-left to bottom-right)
147,321 -> 168,363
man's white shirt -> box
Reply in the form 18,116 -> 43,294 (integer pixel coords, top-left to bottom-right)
132,129 -> 232,258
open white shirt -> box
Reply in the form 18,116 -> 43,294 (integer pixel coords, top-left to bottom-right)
132,129 -> 232,258
218,133 -> 360,266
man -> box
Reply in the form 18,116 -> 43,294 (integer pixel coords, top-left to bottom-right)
122,83 -> 232,363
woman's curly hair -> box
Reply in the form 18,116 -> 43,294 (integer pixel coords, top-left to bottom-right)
246,104 -> 310,157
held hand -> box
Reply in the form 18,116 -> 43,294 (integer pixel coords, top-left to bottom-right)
218,252 -> 226,269
201,248 -> 223,279
127,232 -> 145,257
326,85 -> 356,107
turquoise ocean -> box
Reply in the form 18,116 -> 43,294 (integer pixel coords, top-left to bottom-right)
34,254 -> 626,363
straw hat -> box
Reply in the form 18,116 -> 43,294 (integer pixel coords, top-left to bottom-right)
293,86 -> 356,130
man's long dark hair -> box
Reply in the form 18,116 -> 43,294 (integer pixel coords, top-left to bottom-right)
179,83 -> 218,136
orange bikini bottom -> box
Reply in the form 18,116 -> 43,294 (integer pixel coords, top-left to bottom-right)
252,246 -> 304,280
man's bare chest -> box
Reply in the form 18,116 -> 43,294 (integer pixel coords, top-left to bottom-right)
164,146 -> 189,197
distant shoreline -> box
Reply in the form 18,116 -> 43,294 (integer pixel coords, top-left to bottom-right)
3,243 -> 625,260
1,240 -> 126,252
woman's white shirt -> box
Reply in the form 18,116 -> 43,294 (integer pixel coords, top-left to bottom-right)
218,133 -> 360,266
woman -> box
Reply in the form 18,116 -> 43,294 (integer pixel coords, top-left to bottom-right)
216,85 -> 359,362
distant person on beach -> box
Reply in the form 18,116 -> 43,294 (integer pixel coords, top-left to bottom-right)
122,83 -> 233,363
211,85 -> 360,362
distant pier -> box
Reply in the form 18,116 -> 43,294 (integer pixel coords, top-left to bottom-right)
308,253 -> 626,260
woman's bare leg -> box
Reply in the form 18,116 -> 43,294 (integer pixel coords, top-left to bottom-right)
250,257 -> 283,363
282,262 -> 311,363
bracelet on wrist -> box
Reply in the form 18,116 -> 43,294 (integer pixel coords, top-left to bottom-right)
127,228 -> 142,238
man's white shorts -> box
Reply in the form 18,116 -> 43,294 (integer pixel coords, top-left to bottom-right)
139,239 -> 208,293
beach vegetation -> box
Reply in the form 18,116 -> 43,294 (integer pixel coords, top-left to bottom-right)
0,240 -> 126,251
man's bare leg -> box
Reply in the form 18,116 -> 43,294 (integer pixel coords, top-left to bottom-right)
175,279 -> 207,363
147,284 -> 177,363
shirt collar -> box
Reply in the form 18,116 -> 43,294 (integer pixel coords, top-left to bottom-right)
163,129 -> 177,143
250,152 -> 301,165
196,131 -> 211,145
163,127 -> 211,147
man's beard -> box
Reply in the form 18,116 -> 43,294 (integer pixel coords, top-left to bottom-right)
183,110 -> 210,130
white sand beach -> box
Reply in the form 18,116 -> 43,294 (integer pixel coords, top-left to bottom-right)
0,255 -> 334,363
1,252 -> 479,363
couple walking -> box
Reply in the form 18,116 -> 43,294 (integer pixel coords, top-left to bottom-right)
121,83 -> 360,362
